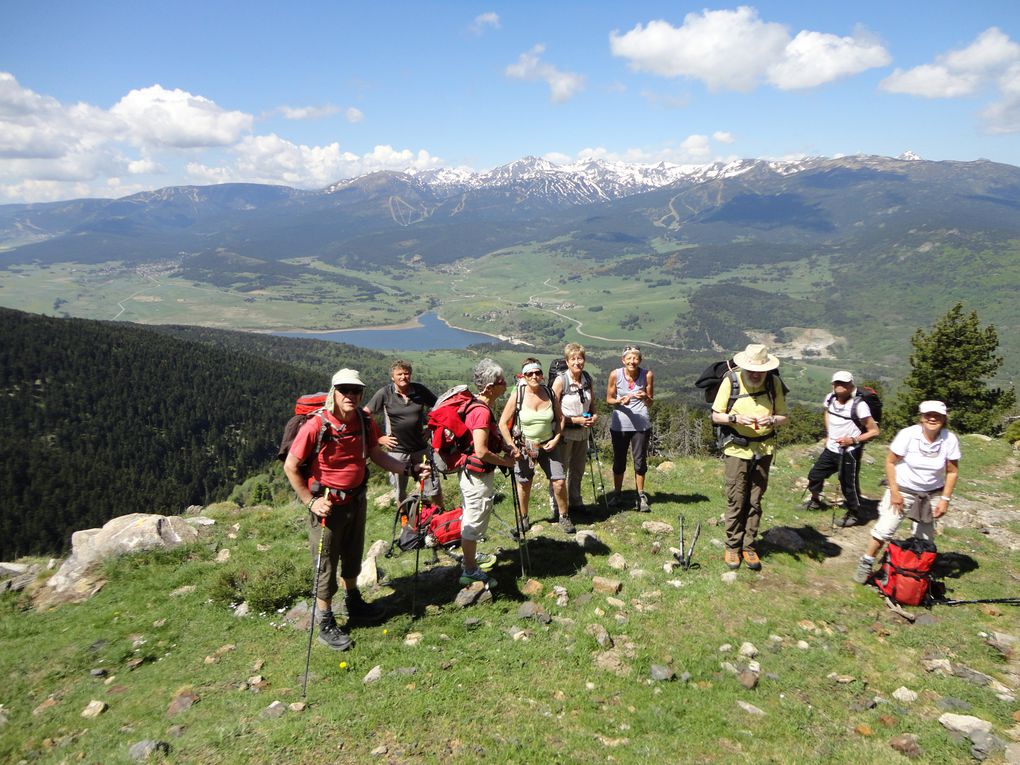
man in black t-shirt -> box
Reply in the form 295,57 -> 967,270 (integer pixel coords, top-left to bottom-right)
363,360 -> 440,504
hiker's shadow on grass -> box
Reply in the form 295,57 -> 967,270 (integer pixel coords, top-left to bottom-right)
650,491 -> 711,506
932,551 -> 979,580
758,526 -> 842,563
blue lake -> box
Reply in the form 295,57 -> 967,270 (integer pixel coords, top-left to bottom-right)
275,311 -> 496,351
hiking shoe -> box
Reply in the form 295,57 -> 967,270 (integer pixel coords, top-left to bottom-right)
803,497 -> 826,511
345,590 -> 384,621
853,556 -> 874,584
837,513 -> 862,528
559,515 -> 576,534
742,549 -> 762,571
475,552 -> 497,571
318,618 -> 352,651
724,549 -> 741,570
637,492 -> 651,512
459,567 -> 496,588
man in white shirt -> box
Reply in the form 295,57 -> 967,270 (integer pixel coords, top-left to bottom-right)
804,371 -> 880,527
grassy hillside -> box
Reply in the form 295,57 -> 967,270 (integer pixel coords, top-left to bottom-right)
2,437 -> 1017,763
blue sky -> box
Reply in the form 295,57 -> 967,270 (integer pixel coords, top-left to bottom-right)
2,1 -> 1019,202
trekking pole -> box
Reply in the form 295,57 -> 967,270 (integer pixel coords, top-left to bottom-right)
589,432 -> 609,514
302,515 -> 327,698
508,470 -> 530,577
832,447 -> 845,532
410,455 -> 428,620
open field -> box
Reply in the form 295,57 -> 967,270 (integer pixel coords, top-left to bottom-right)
2,437 -> 1017,763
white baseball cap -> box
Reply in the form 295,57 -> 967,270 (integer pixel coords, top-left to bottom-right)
918,400 -> 947,416
831,371 -> 854,384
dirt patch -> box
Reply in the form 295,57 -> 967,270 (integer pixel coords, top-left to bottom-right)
748,327 -> 845,360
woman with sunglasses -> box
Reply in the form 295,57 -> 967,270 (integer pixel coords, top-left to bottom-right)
606,346 -> 654,512
853,400 -> 961,584
499,359 -> 572,533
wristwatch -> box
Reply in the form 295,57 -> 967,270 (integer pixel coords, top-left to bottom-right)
728,414 -> 737,423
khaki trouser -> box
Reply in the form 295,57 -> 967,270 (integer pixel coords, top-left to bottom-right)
723,454 -> 773,551
308,490 -> 367,601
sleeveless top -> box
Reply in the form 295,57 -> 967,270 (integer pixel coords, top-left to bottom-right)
609,367 -> 650,432
519,401 -> 555,443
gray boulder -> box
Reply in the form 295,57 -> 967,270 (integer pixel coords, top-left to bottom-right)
45,514 -> 198,603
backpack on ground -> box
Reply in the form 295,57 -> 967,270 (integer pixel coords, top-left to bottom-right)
277,392 -> 367,469
826,386 -> 883,430
694,359 -> 788,450
874,537 -> 938,606
426,385 -> 495,474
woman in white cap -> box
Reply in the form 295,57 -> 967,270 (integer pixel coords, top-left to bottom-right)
853,401 -> 960,584
710,344 -> 788,571
499,359 -> 571,533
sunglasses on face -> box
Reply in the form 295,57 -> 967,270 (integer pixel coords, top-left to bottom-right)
523,370 -> 544,378
335,385 -> 364,396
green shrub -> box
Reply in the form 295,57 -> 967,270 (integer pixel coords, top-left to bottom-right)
1003,419 -> 1020,443
211,553 -> 307,612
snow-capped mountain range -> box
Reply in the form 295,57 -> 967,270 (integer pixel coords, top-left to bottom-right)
325,153 -> 921,207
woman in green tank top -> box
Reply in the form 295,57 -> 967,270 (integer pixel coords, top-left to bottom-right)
498,359 -> 574,534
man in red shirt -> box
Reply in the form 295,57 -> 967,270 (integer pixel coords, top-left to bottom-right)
285,368 -> 430,652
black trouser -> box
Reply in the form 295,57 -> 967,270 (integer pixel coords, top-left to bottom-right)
807,446 -> 864,512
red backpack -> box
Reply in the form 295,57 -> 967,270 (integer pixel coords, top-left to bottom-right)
277,392 -> 367,468
875,537 -> 938,606
426,386 -> 500,474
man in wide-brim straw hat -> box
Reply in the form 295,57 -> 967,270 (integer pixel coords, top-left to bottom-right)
710,344 -> 789,572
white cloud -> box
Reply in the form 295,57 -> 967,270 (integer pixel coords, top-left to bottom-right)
880,65 -> 980,98
506,44 -> 585,103
713,131 -> 735,144
276,104 -> 340,120
345,107 -> 364,124
191,135 -> 444,188
571,133 -> 737,165
111,85 -> 252,148
470,12 -> 500,35
943,28 -> 1020,74
680,134 -> 712,160
609,7 -> 889,91
982,62 -> 1020,133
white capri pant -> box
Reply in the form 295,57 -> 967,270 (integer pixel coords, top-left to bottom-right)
459,469 -> 495,542
871,489 -> 935,543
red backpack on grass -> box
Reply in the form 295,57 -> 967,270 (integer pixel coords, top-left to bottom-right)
875,537 -> 938,606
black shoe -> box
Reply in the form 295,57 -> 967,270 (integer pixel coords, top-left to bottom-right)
558,515 -> 576,534
803,497 -> 825,511
837,513 -> 862,528
318,618 -> 352,651
345,590 -> 384,621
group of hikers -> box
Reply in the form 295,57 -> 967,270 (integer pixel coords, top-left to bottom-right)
283,342 -> 961,652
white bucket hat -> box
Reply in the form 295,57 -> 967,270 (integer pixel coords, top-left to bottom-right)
326,368 -> 365,411
733,343 -> 780,372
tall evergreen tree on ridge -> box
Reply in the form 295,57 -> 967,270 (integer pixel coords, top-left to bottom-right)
892,303 -> 1015,435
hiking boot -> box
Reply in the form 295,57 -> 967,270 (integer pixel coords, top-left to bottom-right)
559,515 -> 576,534
459,567 -> 496,588
318,617 -> 352,651
724,549 -> 741,570
742,549 -> 762,571
837,513 -> 862,528
345,590 -> 384,621
853,556 -> 874,584
637,492 -> 651,512
475,552 -> 497,571
802,497 -> 826,511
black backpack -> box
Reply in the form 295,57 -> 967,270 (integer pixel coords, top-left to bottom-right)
695,359 -> 788,450
825,386 -> 882,430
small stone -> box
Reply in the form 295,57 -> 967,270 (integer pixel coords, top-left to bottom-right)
288,702 -> 306,712
216,548 -> 231,563
81,699 -> 108,718
510,627 -> 532,641
922,658 -> 952,674
256,544 -> 271,552
233,601 -> 249,618
606,596 -> 625,609
650,541 -> 662,554
253,659 -> 265,671
607,553 -> 628,570
680,671 -> 693,683
455,582 -> 488,607
33,697 -> 58,716
371,744 -> 388,756
641,520 -> 673,535
262,701 -> 286,719
796,640 -> 810,650
404,632 -> 423,646
953,664 -> 993,686
592,577 -> 622,595
575,530 -> 601,549
464,617 -> 482,630
855,724 -> 873,737
167,725 -> 185,737
892,687 -> 918,703
889,733 -> 922,759
738,642 -> 758,658
650,664 -> 675,682
90,668 -> 108,678
363,665 -> 384,684
152,619 -> 166,628
797,619 -> 817,631
167,691 -> 199,717
937,697 -> 973,712
738,670 -> 759,689
736,700 -> 765,716
127,740 -> 170,761
587,623 -> 613,648
970,730 -> 1005,761
719,643 -> 733,653
521,579 -> 543,596
938,713 -> 993,736
721,572 -> 738,584
126,658 -> 145,671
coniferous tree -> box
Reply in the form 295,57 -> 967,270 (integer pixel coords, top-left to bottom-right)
891,303 -> 1015,434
